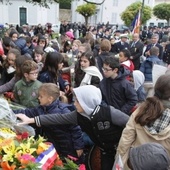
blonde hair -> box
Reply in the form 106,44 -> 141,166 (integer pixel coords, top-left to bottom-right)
73,40 -> 81,47
39,83 -> 60,100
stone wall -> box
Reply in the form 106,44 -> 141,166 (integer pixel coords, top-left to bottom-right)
59,9 -> 71,22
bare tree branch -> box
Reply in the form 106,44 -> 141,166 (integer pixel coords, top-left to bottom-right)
83,0 -> 105,5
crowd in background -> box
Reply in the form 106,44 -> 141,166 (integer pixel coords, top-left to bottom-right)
0,21 -> 170,170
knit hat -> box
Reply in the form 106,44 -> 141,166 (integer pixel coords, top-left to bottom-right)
129,143 -> 170,170
65,31 -> 74,40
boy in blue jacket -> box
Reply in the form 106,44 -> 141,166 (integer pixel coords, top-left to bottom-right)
14,83 -> 84,163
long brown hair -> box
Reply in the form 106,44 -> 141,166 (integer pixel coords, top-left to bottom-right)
135,74 -> 170,126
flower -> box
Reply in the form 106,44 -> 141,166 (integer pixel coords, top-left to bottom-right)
0,128 -> 85,170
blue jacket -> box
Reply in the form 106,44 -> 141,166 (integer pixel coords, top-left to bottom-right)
100,66 -> 138,115
38,71 -> 69,92
140,56 -> 162,81
14,99 -> 84,157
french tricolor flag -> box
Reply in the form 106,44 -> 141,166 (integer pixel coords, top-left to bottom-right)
36,144 -> 57,170
131,10 -> 141,34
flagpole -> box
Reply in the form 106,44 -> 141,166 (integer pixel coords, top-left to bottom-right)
140,0 -> 145,25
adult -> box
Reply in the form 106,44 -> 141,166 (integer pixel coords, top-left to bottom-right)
144,34 -> 163,60
129,33 -> 144,70
114,34 -> 130,54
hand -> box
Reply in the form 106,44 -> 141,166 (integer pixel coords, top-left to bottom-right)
145,51 -> 150,56
76,149 -> 83,157
16,114 -> 35,125
2,54 -> 6,60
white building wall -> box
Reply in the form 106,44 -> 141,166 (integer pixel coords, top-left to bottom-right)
0,0 -> 59,26
71,0 -> 155,26
146,0 -> 169,26
0,4 -> 8,24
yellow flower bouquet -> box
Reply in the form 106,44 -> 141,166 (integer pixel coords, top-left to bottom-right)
0,132 -> 61,170
0,97 -> 86,170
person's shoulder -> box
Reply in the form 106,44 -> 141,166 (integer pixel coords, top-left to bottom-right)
34,80 -> 42,85
14,79 -> 24,86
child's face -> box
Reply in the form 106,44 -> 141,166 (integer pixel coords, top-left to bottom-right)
38,90 -> 52,106
7,53 -> 16,66
119,52 -> 128,63
58,62 -> 64,70
72,43 -> 78,51
39,40 -> 46,48
25,69 -> 39,82
74,97 -> 84,113
11,33 -> 18,42
34,53 -> 43,63
80,56 -> 90,69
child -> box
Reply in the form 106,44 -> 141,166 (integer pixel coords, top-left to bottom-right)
16,85 -> 129,170
119,49 -> 134,72
72,40 -> 81,56
37,35 -> 47,50
129,70 -> 146,103
77,51 -> 103,87
1,49 -> 21,85
14,83 -> 84,163
33,45 -> 45,72
38,52 -> 70,93
13,60 -> 42,108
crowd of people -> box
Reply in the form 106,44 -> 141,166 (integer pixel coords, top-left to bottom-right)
0,21 -> 170,170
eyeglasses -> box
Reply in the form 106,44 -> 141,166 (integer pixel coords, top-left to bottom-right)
29,71 -> 39,75
102,67 -> 113,72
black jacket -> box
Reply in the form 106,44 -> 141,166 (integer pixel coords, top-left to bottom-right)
77,105 -> 124,152
100,66 -> 138,115
129,40 -> 144,70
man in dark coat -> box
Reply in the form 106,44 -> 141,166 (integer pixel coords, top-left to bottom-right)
144,34 -> 163,60
129,33 -> 144,70
114,34 -> 130,54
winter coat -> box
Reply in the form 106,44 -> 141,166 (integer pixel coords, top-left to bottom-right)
117,108 -> 170,167
100,66 -> 138,115
13,78 -> 42,108
38,71 -> 69,92
140,55 -> 163,81
14,99 -> 84,157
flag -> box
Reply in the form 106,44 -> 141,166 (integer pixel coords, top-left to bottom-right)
131,10 -> 141,34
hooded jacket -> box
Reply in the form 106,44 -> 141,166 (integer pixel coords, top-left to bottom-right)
132,70 -> 146,102
34,85 -> 129,152
100,66 -> 138,114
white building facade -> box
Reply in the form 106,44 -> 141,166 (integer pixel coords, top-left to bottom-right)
71,0 -> 169,27
0,0 -> 59,26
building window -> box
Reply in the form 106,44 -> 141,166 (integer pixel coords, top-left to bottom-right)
111,13 -> 117,23
113,0 -> 118,6
20,7 -> 27,26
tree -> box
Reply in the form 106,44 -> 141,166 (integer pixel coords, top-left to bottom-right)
153,3 -> 170,26
121,1 -> 151,27
76,3 -> 96,26
59,0 -> 71,9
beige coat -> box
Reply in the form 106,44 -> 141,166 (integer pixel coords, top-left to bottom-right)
116,108 -> 170,169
